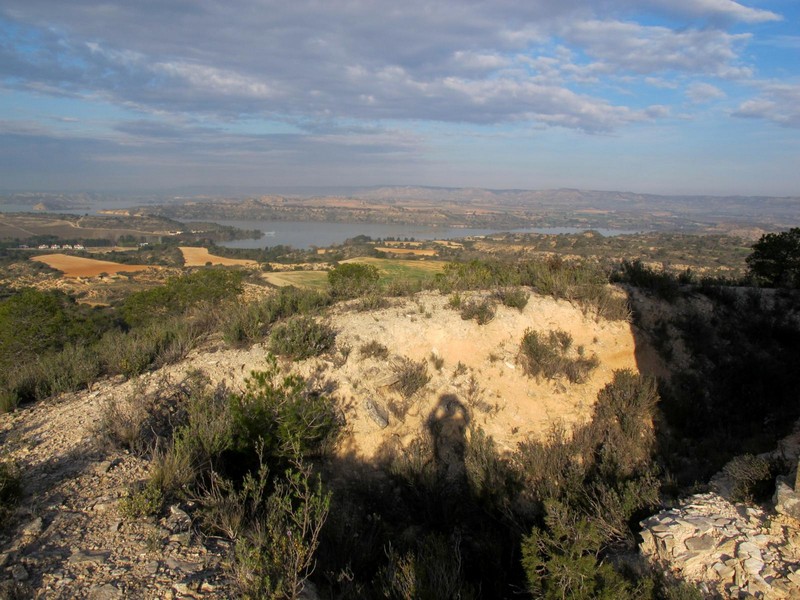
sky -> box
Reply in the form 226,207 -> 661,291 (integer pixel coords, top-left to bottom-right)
1,0 -> 799,196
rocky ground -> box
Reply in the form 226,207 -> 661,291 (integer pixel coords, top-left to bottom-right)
0,377 -> 232,599
640,431 -> 800,599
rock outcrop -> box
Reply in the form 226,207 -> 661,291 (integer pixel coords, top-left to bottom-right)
640,493 -> 800,598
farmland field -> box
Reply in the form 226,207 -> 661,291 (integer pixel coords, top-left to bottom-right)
31,254 -> 157,278
179,246 -> 258,267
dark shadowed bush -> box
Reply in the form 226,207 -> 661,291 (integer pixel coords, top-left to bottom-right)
611,260 -> 680,302
0,461 -> 20,528
723,454 -> 774,503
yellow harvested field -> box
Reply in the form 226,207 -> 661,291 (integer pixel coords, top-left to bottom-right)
32,254 -> 155,278
375,247 -> 437,256
179,247 -> 258,267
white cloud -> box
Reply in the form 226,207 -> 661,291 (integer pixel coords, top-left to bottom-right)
644,0 -> 780,23
645,77 -> 679,89
564,20 -> 753,77
0,0 -> 784,134
686,82 -> 726,103
154,62 -> 277,99
733,83 -> 800,127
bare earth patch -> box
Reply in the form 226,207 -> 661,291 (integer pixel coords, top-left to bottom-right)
31,254 -> 156,278
178,247 -> 257,267
323,291 -> 637,460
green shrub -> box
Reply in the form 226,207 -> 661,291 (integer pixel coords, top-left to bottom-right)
222,302 -> 265,347
518,329 -> 598,383
230,356 -> 340,460
149,438 -> 198,501
0,343 -> 102,409
464,427 -> 518,512
435,260 -> 516,292
0,289 -> 113,372
356,292 -> 390,311
122,268 -> 244,327
360,340 -> 390,360
391,357 -> 430,399
232,465 -> 330,600
120,480 -> 164,519
222,287 -> 332,348
269,316 -> 336,360
588,370 -> 659,479
200,452 -> 270,540
328,262 -> 380,299
494,287 -> 530,310
724,454 -> 774,503
515,425 -> 585,513
429,352 -> 444,371
96,392 -> 152,455
522,500 -> 636,600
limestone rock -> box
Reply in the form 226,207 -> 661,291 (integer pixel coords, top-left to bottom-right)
774,476 -> 800,521
640,492 -> 800,599
364,398 -> 389,428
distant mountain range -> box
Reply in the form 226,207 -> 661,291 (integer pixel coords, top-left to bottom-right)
3,186 -> 798,234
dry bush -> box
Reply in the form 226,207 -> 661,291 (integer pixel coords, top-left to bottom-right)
391,357 -> 431,398
269,316 -> 336,360
724,454 -> 774,503
494,287 -> 530,310
95,385 -> 153,455
518,329 -> 598,383
359,340 -> 390,360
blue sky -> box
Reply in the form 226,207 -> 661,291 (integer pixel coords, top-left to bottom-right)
1,0 -> 798,195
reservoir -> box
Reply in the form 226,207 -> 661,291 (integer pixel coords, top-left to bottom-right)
210,220 -> 640,250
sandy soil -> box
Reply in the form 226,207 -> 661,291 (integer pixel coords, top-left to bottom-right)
31,254 -> 156,278
322,290 -> 638,460
179,247 -> 258,267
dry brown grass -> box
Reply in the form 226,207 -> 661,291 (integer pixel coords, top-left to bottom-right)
179,247 -> 258,267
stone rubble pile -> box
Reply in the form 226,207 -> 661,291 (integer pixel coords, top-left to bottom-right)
640,492 -> 800,599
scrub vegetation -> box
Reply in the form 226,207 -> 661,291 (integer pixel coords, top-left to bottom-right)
1,229 -> 799,598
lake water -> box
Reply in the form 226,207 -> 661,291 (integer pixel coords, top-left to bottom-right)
209,220 -> 639,250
